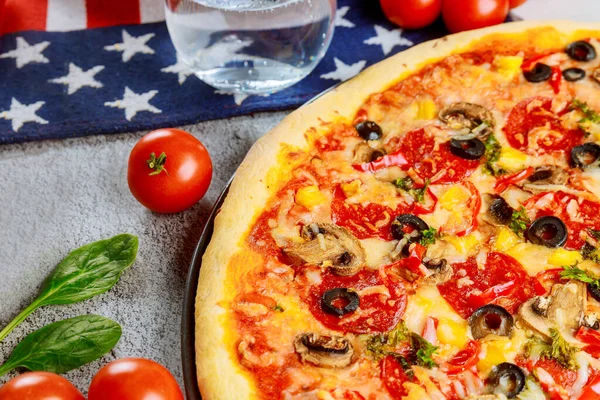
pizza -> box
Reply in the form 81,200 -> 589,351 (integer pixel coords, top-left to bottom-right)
195,21 -> 600,399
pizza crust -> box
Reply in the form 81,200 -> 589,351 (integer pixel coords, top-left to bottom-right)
195,20 -> 600,400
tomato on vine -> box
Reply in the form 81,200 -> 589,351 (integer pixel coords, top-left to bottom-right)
380,0 -> 442,30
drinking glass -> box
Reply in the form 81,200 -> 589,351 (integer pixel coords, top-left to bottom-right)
165,0 -> 337,94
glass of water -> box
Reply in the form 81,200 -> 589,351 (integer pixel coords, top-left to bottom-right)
165,0 -> 337,94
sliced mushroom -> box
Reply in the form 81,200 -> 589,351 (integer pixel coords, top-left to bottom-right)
353,142 -> 386,164
293,333 -> 354,368
593,67 -> 600,85
581,313 -> 600,330
518,281 -> 586,341
284,223 -> 366,276
438,102 -> 495,132
422,258 -> 453,285
485,195 -> 514,226
523,166 -> 569,192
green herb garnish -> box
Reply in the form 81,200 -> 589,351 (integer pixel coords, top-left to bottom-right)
394,178 -> 430,204
411,333 -> 438,368
394,177 -> 414,191
509,206 -> 530,237
571,99 -> 600,136
365,321 -> 410,360
419,227 -> 438,246
561,264 -> 600,288
272,304 -> 285,312
541,328 -> 579,370
483,134 -> 504,176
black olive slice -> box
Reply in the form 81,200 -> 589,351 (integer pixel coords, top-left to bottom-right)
589,283 -> 600,303
567,41 -> 597,62
563,67 -> 586,82
528,167 -> 553,183
322,288 -> 359,316
469,305 -> 514,340
391,214 -> 429,242
449,138 -> 485,160
487,363 -> 526,398
571,143 -> 600,169
489,196 -> 514,225
527,216 -> 568,248
523,63 -> 552,83
355,121 -> 382,141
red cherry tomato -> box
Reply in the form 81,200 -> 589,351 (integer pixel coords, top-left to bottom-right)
380,0 -> 442,30
127,129 -> 212,213
509,0 -> 527,8
0,372 -> 84,400
88,358 -> 183,400
442,0 -> 509,33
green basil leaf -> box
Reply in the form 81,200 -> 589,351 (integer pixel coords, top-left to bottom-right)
0,315 -> 121,377
38,233 -> 138,305
0,234 -> 137,342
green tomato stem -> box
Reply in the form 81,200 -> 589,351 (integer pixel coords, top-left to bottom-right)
0,299 -> 42,343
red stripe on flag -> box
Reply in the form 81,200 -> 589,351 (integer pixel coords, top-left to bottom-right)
86,0 -> 141,29
0,0 -> 48,35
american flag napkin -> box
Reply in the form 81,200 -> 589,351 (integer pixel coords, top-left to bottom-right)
0,0 -> 454,144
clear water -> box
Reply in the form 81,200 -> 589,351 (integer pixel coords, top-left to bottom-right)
165,0 -> 335,94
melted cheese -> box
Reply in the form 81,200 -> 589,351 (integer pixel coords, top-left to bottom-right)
404,285 -> 464,336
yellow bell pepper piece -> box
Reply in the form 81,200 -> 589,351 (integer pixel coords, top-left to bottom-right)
440,186 -> 471,211
493,56 -> 523,79
341,180 -> 361,198
415,99 -> 438,120
497,147 -> 528,172
494,227 -> 520,252
437,318 -> 469,349
295,186 -> 327,209
549,248 -> 583,266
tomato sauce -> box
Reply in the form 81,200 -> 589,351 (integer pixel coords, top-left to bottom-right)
503,97 -> 584,155
392,128 -> 479,184
300,267 -> 407,334
438,253 -> 536,319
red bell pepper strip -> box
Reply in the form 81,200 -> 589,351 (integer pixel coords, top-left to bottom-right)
412,187 -> 438,215
469,280 -> 517,309
422,317 -> 439,345
402,243 -> 427,275
454,181 -> 481,237
521,54 -> 548,71
444,341 -> 481,375
533,268 -> 565,296
494,167 -> 535,193
576,327 -> 600,358
579,375 -> 600,400
352,149 -> 408,173
550,66 -> 562,94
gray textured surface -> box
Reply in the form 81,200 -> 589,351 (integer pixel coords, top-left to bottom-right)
0,111 -> 289,393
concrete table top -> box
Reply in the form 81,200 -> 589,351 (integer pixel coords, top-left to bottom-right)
0,111 -> 289,393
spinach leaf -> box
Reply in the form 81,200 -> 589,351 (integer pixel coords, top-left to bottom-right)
0,315 -> 121,377
0,234 -> 137,342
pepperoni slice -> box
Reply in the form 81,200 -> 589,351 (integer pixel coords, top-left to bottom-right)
392,128 -> 479,184
380,355 -> 414,399
503,97 -> 584,154
438,253 -> 536,319
301,268 -> 407,334
523,191 -> 600,250
331,186 -> 409,240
